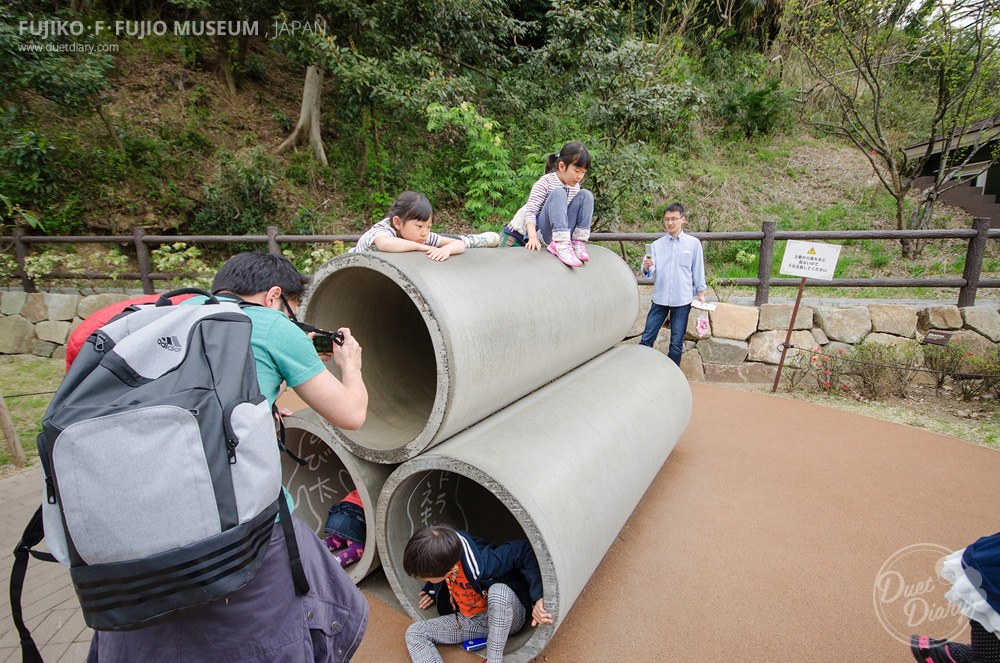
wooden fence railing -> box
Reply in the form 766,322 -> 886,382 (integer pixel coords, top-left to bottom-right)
6,219 -> 999,307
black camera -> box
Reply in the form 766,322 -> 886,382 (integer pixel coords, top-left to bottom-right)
311,330 -> 345,354
293,321 -> 345,353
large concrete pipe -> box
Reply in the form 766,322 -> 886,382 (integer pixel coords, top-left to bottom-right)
375,344 -> 692,662
279,409 -> 396,583
300,246 -> 638,463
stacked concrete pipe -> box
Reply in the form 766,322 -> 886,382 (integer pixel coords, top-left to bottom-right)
376,345 -> 691,661
299,246 -> 640,462
279,409 -> 395,584
298,246 -> 693,659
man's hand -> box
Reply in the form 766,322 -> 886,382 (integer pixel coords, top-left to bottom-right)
696,290 -> 706,304
531,598 -> 553,627
418,591 -> 434,610
333,328 -> 362,373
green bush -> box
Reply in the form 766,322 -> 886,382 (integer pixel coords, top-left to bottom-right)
846,342 -> 902,399
191,148 -> 278,236
922,342 -> 971,395
0,130 -> 62,200
721,79 -> 792,138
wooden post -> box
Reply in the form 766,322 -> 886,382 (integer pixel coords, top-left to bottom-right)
772,277 -> 806,393
755,220 -> 776,306
133,227 -> 154,294
957,217 -> 989,308
267,225 -> 281,255
12,227 -> 35,293
0,389 -> 27,468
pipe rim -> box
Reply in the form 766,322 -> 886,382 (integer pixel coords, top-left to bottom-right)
282,411 -> 383,584
376,456 -> 557,661
302,253 -> 451,463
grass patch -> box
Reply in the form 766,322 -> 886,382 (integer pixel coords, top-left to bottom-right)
0,356 -> 63,470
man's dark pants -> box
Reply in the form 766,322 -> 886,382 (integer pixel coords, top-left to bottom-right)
639,303 -> 691,366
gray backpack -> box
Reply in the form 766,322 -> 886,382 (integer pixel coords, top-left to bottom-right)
10,290 -> 309,661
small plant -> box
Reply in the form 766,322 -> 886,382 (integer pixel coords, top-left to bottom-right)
243,53 -> 266,81
782,350 -> 813,390
0,192 -> 40,229
952,348 -> 1000,403
923,342 -> 970,395
810,350 -> 850,394
847,342 -> 906,400
425,102 -> 520,224
282,244 -> 347,274
151,243 -> 214,290
0,130 -> 62,200
188,86 -> 211,109
720,79 -> 792,138
885,340 -> 923,397
272,111 -> 294,133
192,148 -> 278,236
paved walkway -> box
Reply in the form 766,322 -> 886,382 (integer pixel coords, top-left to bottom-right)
2,383 -> 998,662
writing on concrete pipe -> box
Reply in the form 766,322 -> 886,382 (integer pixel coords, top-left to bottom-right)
375,345 -> 692,662
279,409 -> 396,584
300,246 -> 639,463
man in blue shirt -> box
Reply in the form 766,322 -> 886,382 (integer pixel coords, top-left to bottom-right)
639,203 -> 707,366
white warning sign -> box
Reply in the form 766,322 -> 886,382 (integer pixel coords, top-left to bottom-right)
779,240 -> 842,281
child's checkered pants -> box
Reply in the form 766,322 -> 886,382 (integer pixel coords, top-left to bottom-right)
405,583 -> 526,663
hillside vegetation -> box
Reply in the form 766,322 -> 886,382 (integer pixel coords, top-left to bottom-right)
1,0 -> 997,295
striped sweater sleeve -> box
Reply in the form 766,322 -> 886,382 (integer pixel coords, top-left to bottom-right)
523,174 -> 556,227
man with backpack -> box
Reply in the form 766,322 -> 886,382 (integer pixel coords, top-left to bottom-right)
74,253 -> 369,662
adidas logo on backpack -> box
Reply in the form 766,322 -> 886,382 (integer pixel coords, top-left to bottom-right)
157,335 -> 182,351
11,289 -> 307,656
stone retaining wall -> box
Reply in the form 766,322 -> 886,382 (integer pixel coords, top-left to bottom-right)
0,292 -> 134,361
3,291 -> 1000,383
628,301 -> 1000,384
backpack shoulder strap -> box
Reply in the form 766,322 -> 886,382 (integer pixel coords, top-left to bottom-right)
10,505 -> 57,663
277,492 -> 310,596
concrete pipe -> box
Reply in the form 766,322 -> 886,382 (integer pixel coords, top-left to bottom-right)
300,246 -> 638,463
375,345 -> 692,662
279,409 -> 396,584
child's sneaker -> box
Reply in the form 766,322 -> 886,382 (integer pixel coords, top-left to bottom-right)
571,240 -> 590,262
547,241 -> 583,267
465,232 -> 502,248
910,635 -> 972,663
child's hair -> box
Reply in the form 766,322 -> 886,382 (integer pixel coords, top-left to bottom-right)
387,191 -> 433,225
211,252 -> 307,298
664,202 -> 686,216
545,141 -> 591,172
403,525 -> 462,579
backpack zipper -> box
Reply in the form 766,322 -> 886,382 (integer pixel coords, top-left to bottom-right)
226,437 -> 239,464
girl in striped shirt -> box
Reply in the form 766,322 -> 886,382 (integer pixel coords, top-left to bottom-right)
522,141 -> 594,267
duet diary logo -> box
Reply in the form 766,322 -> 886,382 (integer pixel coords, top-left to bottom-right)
873,543 -> 967,645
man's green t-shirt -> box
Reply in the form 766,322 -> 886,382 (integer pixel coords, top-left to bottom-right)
185,296 -> 325,405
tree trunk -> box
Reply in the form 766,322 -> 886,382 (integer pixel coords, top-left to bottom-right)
371,111 -> 385,196
216,36 -> 237,96
275,65 -> 328,166
94,98 -> 125,152
237,35 -> 250,69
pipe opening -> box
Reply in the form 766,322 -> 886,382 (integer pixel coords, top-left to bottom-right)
305,266 -> 438,450
382,469 -> 540,653
281,428 -> 364,568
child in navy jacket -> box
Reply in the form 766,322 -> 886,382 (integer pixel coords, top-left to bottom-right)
403,525 -> 552,663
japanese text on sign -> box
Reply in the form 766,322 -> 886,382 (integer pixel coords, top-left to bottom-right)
779,240 -> 842,281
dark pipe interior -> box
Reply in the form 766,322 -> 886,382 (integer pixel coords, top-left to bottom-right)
383,469 -> 537,652
305,266 -> 438,450
280,428 -> 358,535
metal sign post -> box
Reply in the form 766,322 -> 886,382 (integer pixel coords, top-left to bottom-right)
771,241 -> 843,393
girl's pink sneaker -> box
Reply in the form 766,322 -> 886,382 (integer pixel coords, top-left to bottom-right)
571,241 -> 590,262
547,241 -> 583,267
